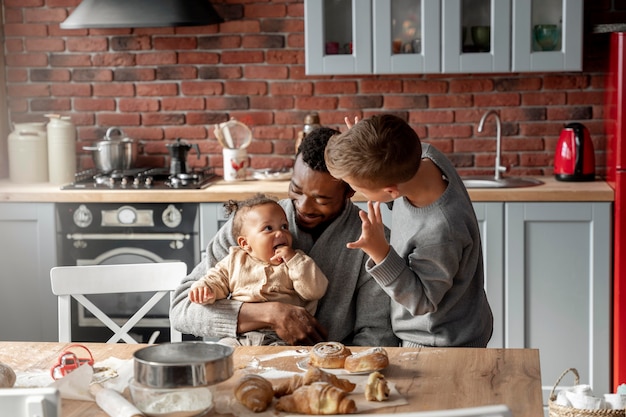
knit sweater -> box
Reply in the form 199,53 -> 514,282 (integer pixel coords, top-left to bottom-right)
170,199 -> 400,347
366,143 -> 493,347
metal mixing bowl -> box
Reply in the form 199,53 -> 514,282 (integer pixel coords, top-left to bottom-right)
133,342 -> 234,389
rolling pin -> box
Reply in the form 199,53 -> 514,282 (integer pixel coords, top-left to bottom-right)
89,383 -> 144,417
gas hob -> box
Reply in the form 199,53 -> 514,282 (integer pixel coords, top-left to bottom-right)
61,167 -> 219,190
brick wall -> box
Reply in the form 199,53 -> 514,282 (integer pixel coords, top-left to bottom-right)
1,0 -> 623,177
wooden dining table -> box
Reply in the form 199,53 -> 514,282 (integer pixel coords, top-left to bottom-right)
0,342 -> 543,417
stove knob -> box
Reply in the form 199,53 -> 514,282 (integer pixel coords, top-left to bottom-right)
145,176 -> 153,187
133,177 -> 140,188
121,177 -> 129,187
117,207 -> 137,225
162,204 -> 183,228
73,204 -> 93,228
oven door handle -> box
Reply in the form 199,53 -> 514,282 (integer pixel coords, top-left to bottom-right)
66,233 -> 190,241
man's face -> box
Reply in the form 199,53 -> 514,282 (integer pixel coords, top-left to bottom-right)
288,155 -> 352,232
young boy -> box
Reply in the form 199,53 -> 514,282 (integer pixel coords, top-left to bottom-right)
324,114 -> 493,347
189,193 -> 329,346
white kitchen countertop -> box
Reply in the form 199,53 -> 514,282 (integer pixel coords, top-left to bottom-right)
0,176 -> 614,203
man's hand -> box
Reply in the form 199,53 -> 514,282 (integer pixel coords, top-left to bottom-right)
347,201 -> 390,264
239,302 -> 328,345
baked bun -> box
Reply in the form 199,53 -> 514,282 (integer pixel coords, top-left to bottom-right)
364,371 -> 389,401
344,347 -> 389,373
310,342 -> 352,369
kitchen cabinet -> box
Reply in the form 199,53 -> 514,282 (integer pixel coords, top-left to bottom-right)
505,202 -> 611,409
304,0 -> 582,74
0,203 -> 58,342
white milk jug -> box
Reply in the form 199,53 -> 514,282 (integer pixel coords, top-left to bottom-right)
8,122 -> 48,183
46,115 -> 77,185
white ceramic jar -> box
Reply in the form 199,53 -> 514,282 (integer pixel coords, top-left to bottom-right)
8,122 -> 48,183
46,115 -> 76,185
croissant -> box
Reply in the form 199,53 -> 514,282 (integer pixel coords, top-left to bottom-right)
234,374 -> 275,412
274,366 -> 356,397
275,382 -> 357,414
364,371 -> 390,402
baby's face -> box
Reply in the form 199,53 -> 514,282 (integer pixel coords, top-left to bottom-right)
239,203 -> 293,263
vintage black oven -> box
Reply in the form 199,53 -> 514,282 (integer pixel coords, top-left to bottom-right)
55,202 -> 200,343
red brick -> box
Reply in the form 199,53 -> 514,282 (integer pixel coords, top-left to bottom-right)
314,81 -> 357,95
96,113 -> 141,127
242,34 -> 285,49
111,36 -> 152,51
261,18 -> 303,33
181,82 -> 223,96
25,38 -> 65,52
6,53 -> 48,67
154,37 -> 197,50
74,98 -> 116,111
136,83 -> 179,97
287,33 -> 304,48
449,78 -> 494,93
224,81 -> 268,95
4,23 -> 47,37
6,69 -> 28,82
119,99 -> 160,113
474,92 -> 520,107
429,125 -> 474,140
249,96 -> 295,110
163,126 -> 208,140
186,112 -> 229,125
162,97 -> 205,111
543,75 -> 590,90
494,77 -> 542,91
114,68 -> 156,82
72,69 -> 113,82
4,0 -> 44,6
66,37 -> 108,52
30,68 -> 70,82
225,112 -> 274,127
7,84 -> 50,97
142,113 -> 185,126
50,54 -> 91,67
31,98 -> 71,112
136,52 -> 177,66
24,7 -> 66,22
199,66 -> 243,80
266,50 -> 303,65
218,20 -> 261,34
567,91 -> 606,105
403,79 -> 449,94
221,50 -> 265,64
522,92 -> 566,106
93,83 -> 134,97
547,106 -> 593,121
253,125 -> 294,140
429,94 -> 473,108
5,39 -> 24,52
156,66 -> 197,80
51,83 -> 91,97
8,99 -> 29,113
205,97 -> 249,111
294,96 -> 339,110
92,53 -> 136,67
360,79 -> 402,93
245,4 -> 287,18
198,35 -> 242,50
409,110 -> 454,124
178,52 -> 220,65
384,95 -> 428,109
270,82 -> 313,96
244,65 -> 289,79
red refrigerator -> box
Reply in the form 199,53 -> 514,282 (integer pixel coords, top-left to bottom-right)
606,31 -> 626,391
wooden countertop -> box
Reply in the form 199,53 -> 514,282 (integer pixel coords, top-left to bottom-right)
0,176 -> 614,203
0,342 -> 543,417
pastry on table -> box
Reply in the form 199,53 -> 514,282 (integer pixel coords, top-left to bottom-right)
310,341 -> 352,369
274,365 -> 356,397
0,362 -> 15,388
234,374 -> 274,412
364,371 -> 390,402
275,382 -> 357,414
344,347 -> 389,373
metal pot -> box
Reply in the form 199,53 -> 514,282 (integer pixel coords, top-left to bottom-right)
83,127 -> 137,172
133,342 -> 234,388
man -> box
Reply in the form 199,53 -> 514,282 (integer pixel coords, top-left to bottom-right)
170,127 -> 399,346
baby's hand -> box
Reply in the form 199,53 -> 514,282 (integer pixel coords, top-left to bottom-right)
271,245 -> 296,265
189,287 -> 214,305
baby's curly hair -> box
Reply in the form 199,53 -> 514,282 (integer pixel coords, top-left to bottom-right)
224,193 -> 281,238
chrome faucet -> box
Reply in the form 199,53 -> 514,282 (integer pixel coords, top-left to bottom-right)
478,110 -> 507,180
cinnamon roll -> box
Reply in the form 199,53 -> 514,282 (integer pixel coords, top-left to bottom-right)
310,342 -> 352,369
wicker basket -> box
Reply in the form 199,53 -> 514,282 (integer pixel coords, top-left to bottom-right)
548,368 -> 625,417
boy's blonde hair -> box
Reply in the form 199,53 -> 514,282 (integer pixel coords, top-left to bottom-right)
325,114 -> 422,188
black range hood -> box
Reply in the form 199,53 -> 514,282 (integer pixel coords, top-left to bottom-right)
60,0 -> 223,29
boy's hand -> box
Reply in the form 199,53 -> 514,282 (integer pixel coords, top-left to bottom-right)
270,245 -> 296,265
188,287 -> 214,304
347,201 -> 390,264
344,116 -> 360,129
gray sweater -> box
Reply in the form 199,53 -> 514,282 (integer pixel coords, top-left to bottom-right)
170,199 -> 399,347
367,144 -> 493,347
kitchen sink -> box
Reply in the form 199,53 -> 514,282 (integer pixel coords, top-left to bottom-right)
462,176 -> 544,189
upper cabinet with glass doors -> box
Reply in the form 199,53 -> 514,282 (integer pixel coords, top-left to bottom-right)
304,0 -> 582,75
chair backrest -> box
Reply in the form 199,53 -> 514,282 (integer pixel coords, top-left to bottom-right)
50,262 -> 187,344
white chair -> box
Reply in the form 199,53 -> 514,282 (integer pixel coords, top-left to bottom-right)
0,387 -> 60,417
50,262 -> 186,344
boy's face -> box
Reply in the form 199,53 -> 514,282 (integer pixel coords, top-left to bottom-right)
343,176 -> 395,203
238,203 -> 293,263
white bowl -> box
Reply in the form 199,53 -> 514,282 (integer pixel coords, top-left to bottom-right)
129,378 -> 214,417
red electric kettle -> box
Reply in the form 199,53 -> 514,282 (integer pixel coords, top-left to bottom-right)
554,122 -> 596,181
